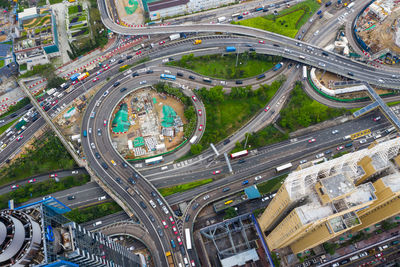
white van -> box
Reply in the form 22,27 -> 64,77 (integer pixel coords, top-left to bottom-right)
164,70 -> 171,74
93,221 -> 102,226
149,199 -> 157,208
183,257 -> 189,265
98,195 -> 106,201
374,134 -> 382,140
161,166 -> 168,170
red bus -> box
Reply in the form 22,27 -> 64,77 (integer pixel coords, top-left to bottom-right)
230,150 -> 248,159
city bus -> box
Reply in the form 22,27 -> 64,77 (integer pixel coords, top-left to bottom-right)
231,13 -> 241,17
160,74 -> 176,80
276,162 -> 292,172
203,77 -> 212,83
230,150 -> 248,159
145,156 -> 164,165
302,66 -> 307,80
185,228 -> 192,250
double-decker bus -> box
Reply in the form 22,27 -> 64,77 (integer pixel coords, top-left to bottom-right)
230,150 -> 248,159
160,74 -> 176,80
145,156 -> 163,165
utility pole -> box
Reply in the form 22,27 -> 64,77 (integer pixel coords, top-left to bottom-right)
244,133 -> 250,149
235,46 -> 239,67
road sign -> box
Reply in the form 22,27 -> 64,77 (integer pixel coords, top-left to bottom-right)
351,129 -> 371,140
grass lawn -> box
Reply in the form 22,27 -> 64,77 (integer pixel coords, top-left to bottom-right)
158,178 -> 213,197
0,132 -> 77,186
168,53 -> 280,80
388,101 -> 400,107
49,0 -> 63,4
0,174 -> 90,209
0,60 -> 4,68
257,174 -> 288,195
279,82 -> 348,132
232,125 -> 289,153
199,79 -> 285,148
68,5 -> 79,15
65,202 -> 123,224
0,117 -> 19,135
232,0 -> 320,38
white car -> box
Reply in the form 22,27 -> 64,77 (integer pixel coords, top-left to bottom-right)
315,153 -> 324,159
261,196 -> 269,202
255,176 -> 262,181
91,143 -> 95,149
359,139 -> 367,144
72,170 -> 78,174
203,195 -> 210,200
331,129 -> 339,134
139,80 -> 147,85
162,205 -> 169,214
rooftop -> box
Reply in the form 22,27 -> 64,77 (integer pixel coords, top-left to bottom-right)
320,173 -> 354,200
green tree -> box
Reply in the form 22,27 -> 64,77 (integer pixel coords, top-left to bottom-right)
190,144 -> 203,155
223,207 -> 237,220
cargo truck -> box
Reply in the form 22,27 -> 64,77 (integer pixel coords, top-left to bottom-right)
70,73 -> 81,81
217,16 -> 226,23
226,46 -> 236,52
272,62 -> 283,71
165,251 -> 174,267
169,33 -> 180,41
194,39 -> 202,45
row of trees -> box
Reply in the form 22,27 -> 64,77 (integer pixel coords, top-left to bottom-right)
0,132 -> 77,185
0,174 -> 89,209
279,82 -> 348,131
66,202 -> 123,224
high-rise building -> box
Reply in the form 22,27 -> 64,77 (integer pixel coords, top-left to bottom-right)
258,138 -> 400,254
0,197 -> 141,267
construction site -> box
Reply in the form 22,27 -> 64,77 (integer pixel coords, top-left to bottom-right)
112,0 -> 145,25
111,88 -> 187,160
355,0 -> 400,63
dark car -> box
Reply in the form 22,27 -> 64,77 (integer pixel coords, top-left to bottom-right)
122,162 -> 128,168
101,162 -> 109,169
149,214 -> 155,222
222,187 -> 230,192
157,227 -> 163,237
185,214 -> 190,222
189,75 -> 195,80
146,70 -> 154,74
177,72 -> 183,77
223,139 -> 231,145
10,113 -> 17,118
192,203 -> 200,210
249,48 -> 255,51
273,44 -> 280,47
127,55 -> 133,59
132,72 -> 139,77
118,59 -> 124,64
140,201 -> 147,209
120,87 -> 127,93
95,152 -> 101,159
67,195 -> 76,200
115,177 -> 122,184
128,177 -> 136,185
113,82 -> 120,87
235,80 -> 243,85
151,191 -> 157,197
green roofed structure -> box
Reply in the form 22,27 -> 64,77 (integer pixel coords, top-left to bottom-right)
112,103 -> 130,133
134,137 -> 144,147
161,105 -> 177,128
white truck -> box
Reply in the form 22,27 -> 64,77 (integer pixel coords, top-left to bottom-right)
217,16 -> 226,23
46,88 -> 56,96
169,34 -> 180,41
190,135 -> 198,144
347,2 -> 355,9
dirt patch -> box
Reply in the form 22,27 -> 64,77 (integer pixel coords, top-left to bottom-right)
357,7 -> 400,55
114,0 -> 145,25
111,88 -> 187,160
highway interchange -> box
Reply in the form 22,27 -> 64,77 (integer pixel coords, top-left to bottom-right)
2,0 -> 400,266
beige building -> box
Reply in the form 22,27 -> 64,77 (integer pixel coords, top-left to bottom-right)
258,138 -> 400,254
